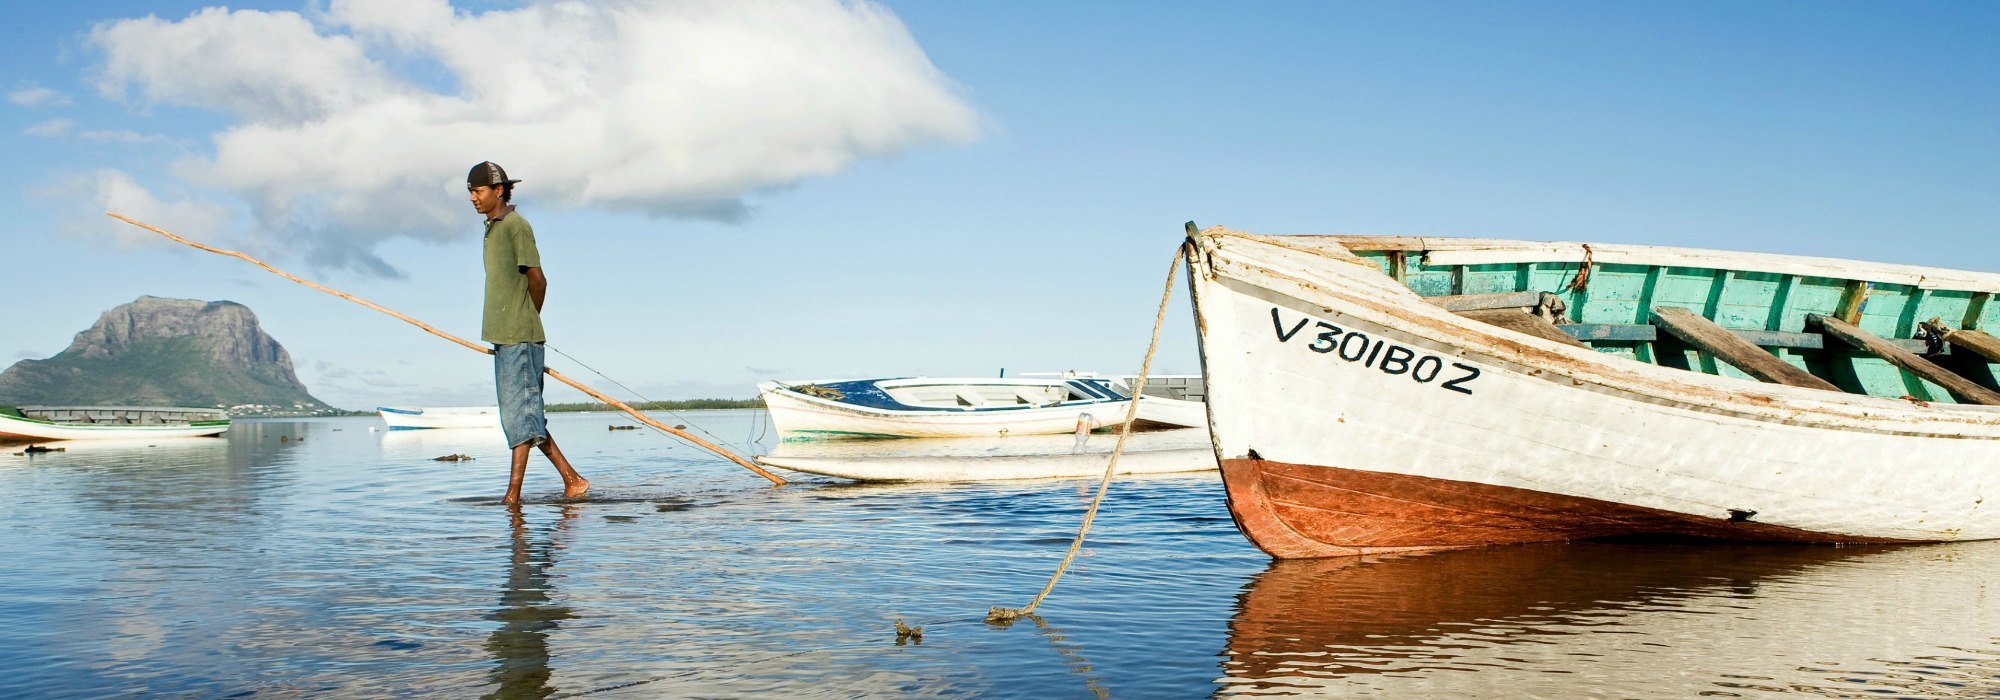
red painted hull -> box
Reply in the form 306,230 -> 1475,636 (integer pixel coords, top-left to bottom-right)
1219,457 -> 1912,558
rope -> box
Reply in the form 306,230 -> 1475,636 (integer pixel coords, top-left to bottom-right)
986,243 -> 1186,624
543,344 -> 757,455
106,211 -> 787,485
1563,243 -> 1594,293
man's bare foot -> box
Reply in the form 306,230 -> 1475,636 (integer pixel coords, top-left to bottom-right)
562,478 -> 590,499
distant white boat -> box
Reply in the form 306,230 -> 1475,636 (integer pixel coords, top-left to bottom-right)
0,405 -> 231,443
758,376 -> 1205,439
755,427 -> 1215,481
377,406 -> 501,430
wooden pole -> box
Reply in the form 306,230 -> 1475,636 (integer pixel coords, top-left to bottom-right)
106,211 -> 787,485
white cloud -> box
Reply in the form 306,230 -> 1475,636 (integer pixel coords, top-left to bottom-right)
86,0 -> 980,275
23,118 -> 73,138
78,129 -> 170,144
54,169 -> 238,250
8,85 -> 72,107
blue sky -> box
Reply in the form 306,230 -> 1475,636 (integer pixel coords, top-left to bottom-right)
4,1 -> 1997,410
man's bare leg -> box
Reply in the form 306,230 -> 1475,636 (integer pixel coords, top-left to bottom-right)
539,437 -> 589,499
502,442 -> 532,505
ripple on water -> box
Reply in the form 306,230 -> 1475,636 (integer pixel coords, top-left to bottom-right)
2,412 -> 1997,697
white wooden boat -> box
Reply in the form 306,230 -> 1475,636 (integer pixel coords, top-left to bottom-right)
0,405 -> 230,443
377,406 -> 501,430
758,376 -> 1203,439
755,427 -> 1214,481
1186,224 -> 2000,557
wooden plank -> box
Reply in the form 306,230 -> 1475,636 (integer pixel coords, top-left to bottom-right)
1552,324 -> 1929,352
1428,291 -> 1545,312
1560,324 -> 1659,343
1811,314 -> 2000,405
1459,309 -> 1591,348
1649,307 -> 1841,391
1921,319 -> 2000,364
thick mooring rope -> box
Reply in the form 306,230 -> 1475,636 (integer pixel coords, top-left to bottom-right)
987,243 -> 1187,624
106,211 -> 787,485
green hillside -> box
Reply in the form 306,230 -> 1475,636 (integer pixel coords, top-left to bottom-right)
0,336 -> 326,408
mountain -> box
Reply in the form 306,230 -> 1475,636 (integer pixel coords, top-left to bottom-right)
0,296 -> 330,410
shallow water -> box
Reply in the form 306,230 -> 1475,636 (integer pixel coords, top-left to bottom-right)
2,410 -> 1996,698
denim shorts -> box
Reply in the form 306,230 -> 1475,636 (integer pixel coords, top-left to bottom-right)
494,342 -> 550,448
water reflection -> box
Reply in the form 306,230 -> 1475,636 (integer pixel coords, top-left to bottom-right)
1220,540 -> 2000,696
485,506 -> 579,700
759,428 -> 1214,481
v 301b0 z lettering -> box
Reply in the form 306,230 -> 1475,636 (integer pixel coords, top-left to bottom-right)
1269,307 -> 1480,395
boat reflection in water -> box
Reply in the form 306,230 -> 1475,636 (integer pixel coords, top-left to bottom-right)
1220,540 -> 2000,697
485,506 -> 579,700
757,427 -> 1214,482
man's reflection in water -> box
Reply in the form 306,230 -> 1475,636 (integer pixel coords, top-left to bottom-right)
484,505 -> 579,700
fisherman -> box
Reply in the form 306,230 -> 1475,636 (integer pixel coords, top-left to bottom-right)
468,161 -> 589,505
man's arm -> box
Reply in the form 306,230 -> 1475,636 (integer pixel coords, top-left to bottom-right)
523,266 -> 547,313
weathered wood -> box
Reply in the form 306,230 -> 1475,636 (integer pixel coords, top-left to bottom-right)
1811,314 -> 2000,405
1429,291 -> 1547,312
1647,307 -> 1840,391
1560,324 -> 1660,342
1834,281 -> 1870,325
1459,309 -> 1591,348
1554,323 -> 1929,352
1921,318 -> 2000,364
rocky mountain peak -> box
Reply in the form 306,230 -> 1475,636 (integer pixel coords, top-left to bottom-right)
0,296 -> 328,409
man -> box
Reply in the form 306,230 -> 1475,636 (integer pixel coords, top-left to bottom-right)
468,161 -> 589,505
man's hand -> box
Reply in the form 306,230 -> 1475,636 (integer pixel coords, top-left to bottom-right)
524,266 -> 548,313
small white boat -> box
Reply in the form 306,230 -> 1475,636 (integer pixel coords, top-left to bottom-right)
758,376 -> 1204,439
755,427 -> 1215,481
0,405 -> 231,443
377,406 -> 501,430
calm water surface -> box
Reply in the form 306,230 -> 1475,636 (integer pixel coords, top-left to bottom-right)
2,410 -> 1996,698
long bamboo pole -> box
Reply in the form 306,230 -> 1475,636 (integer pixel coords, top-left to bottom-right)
107,211 -> 787,485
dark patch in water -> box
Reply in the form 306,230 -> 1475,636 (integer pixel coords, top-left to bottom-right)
654,499 -> 700,512
604,515 -> 640,523
371,639 -> 422,650
448,493 -> 690,506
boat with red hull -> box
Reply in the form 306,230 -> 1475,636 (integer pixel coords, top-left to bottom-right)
1185,224 -> 2000,557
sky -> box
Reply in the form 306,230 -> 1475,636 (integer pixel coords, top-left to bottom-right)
3,0 -> 1997,410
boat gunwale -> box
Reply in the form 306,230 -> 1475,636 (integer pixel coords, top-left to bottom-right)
757,379 -> 1131,414
758,383 -> 1131,417
4,406 -> 232,428
1292,234 -> 2000,292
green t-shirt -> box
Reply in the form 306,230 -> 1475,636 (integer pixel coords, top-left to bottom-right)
481,209 -> 547,345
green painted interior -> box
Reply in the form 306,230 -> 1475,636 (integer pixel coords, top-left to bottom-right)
1353,249 -> 2000,402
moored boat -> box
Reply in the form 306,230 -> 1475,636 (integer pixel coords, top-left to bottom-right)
377,406 -> 501,430
1186,224 -> 2000,557
0,405 -> 230,443
759,376 -> 1204,440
